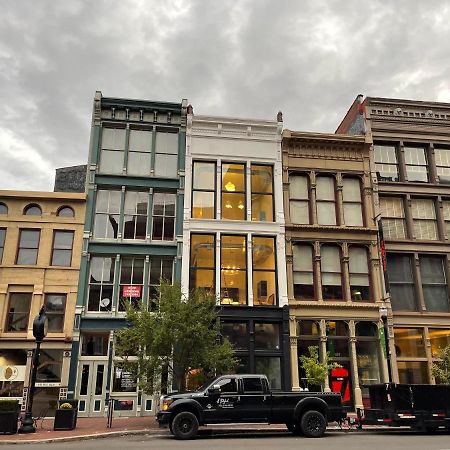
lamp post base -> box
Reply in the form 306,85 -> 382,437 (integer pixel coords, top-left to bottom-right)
18,412 -> 36,434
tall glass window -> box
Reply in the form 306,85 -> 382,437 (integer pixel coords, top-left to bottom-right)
429,329 -> 450,357
356,322 -> 381,395
154,131 -> 178,178
293,244 -> 314,299
99,127 -> 126,174
127,129 -> 152,176
297,320 -> 320,389
151,193 -> 175,241
289,175 -> 309,224
251,165 -> 273,222
394,328 -> 427,384
252,236 -> 276,306
93,190 -> 121,239
16,229 -> 40,265
411,198 -> 438,240
6,293 -> 32,332
119,258 -> 144,311
148,258 -> 174,308
419,256 -> 449,312
0,228 -> 6,263
123,191 -> 148,240
342,178 -> 363,226
349,247 -> 370,301
190,234 -> 215,291
379,197 -> 406,239
51,231 -> 74,266
374,144 -> 399,181
220,235 -> 247,305
192,161 -> 216,219
87,256 -> 115,312
44,294 -> 66,332
435,147 -> 450,184
387,254 -> 416,311
321,246 -> 342,300
316,176 -> 336,225
222,163 -> 246,220
404,146 -> 428,182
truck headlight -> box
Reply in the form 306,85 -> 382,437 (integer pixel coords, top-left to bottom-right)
162,399 -> 174,411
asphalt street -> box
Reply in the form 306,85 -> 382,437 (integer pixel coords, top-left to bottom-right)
1,429 -> 450,450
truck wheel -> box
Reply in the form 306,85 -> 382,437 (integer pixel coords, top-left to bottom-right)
286,422 -> 302,435
171,411 -> 199,440
300,410 -> 327,438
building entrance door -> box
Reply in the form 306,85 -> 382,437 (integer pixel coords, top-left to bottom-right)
77,361 -> 108,417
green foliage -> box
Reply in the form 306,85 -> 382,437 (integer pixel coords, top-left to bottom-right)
115,281 -> 237,394
0,400 -> 20,412
431,345 -> 450,384
299,346 -> 340,389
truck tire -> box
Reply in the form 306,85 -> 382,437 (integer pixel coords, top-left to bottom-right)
300,410 -> 327,438
171,411 -> 199,440
286,422 -> 302,435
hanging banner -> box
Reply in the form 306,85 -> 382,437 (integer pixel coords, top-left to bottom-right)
0,365 -> 27,382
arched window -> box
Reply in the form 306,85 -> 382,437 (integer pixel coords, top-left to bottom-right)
0,203 -> 7,214
24,204 -> 42,216
57,206 -> 75,217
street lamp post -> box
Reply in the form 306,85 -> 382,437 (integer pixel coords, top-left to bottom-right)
18,307 -> 48,434
379,305 -> 392,384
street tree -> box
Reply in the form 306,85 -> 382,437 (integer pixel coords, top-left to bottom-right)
299,346 -> 340,391
431,345 -> 450,384
115,281 -> 236,394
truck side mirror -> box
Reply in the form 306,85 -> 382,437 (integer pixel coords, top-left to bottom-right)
208,384 -> 221,395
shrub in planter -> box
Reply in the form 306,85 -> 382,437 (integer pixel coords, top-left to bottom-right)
0,400 -> 20,434
54,400 -> 79,431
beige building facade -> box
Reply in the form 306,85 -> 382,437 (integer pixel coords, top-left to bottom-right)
283,130 -> 389,410
337,96 -> 450,386
0,190 -> 85,416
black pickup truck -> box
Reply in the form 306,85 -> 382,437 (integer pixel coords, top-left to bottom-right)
156,374 -> 346,439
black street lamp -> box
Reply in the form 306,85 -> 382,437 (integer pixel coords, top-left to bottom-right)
18,306 -> 48,434
379,305 -> 392,384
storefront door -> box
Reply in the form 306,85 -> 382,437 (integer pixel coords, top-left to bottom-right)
77,361 -> 107,417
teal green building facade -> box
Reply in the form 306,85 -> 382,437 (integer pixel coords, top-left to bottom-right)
68,92 -> 187,416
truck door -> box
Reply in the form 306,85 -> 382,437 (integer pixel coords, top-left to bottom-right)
204,377 -> 240,423
237,376 -> 271,422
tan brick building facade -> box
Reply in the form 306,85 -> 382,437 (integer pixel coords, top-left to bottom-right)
0,190 -> 85,416
283,131 -> 389,410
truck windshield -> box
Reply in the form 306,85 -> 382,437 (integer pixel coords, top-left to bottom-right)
196,379 -> 215,392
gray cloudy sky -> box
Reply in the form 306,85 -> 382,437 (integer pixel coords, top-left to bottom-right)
1,0 -> 450,191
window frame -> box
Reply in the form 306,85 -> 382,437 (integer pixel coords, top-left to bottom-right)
123,190 -> 149,240
379,196 -> 407,239
99,126 -> 126,175
126,127 -> 153,176
148,257 -> 174,310
23,204 -> 42,216
0,228 -> 6,263
342,177 -> 364,227
6,292 -> 32,332
320,245 -> 343,300
118,257 -> 145,311
51,230 -> 74,267
251,164 -> 274,222
189,233 -> 216,293
387,253 -> 417,311
151,192 -> 176,241
44,293 -> 67,333
315,175 -> 337,225
403,145 -> 429,183
153,128 -> 179,178
411,197 -> 438,240
221,162 -> 247,221
419,255 -> 449,312
93,189 -> 122,240
348,246 -> 371,302
16,229 -> 40,265
56,206 -> 75,218
435,147 -> 450,185
191,160 -> 217,219
374,143 -> 399,182
292,243 -> 315,300
289,173 -> 310,225
87,256 -> 116,312
252,235 -> 277,306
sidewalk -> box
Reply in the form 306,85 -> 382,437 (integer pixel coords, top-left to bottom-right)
0,416 -> 162,445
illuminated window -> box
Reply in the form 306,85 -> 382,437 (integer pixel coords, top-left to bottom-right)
192,161 -> 216,219
429,328 -> 450,357
190,234 -> 215,291
251,165 -> 273,222
289,175 -> 309,224
220,235 -> 247,305
221,163 -> 246,220
252,236 -> 276,306
316,177 -> 336,225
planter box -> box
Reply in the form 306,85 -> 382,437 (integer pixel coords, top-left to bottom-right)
53,409 -> 77,431
0,411 -> 19,434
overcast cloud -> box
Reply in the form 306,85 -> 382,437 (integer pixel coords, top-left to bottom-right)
1,0 -> 450,191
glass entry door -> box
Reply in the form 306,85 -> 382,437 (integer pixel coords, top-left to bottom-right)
77,361 -> 107,417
